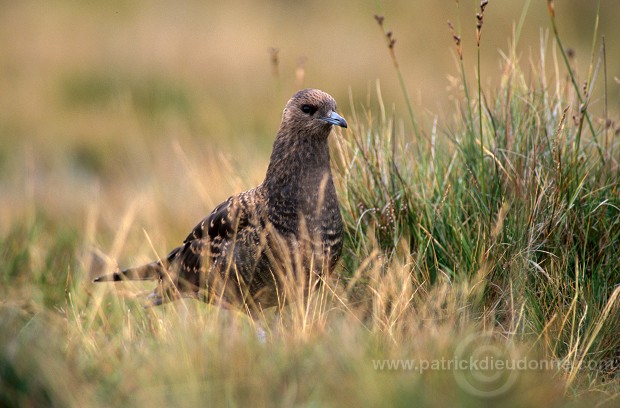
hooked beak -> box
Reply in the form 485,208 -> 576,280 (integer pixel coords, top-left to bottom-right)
319,111 -> 348,128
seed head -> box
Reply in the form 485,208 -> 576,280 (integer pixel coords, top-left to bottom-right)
476,0 -> 489,46
547,0 -> 555,18
447,20 -> 463,60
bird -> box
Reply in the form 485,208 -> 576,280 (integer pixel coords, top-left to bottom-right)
94,89 -> 348,313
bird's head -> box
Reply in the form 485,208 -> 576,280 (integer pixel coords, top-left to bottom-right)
280,89 -> 347,137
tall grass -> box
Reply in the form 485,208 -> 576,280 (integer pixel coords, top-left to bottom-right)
1,3 -> 619,407
337,0 -> 619,391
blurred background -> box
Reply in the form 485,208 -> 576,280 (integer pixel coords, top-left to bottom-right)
1,0 -> 618,248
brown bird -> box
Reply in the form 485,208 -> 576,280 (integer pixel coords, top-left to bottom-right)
94,89 -> 347,312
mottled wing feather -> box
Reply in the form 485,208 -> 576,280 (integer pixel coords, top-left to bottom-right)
166,194 -> 254,279
172,239 -> 206,276
181,197 -> 250,244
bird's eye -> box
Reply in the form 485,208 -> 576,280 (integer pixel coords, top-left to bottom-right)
301,104 -> 317,115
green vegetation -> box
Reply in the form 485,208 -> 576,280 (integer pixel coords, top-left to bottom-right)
1,1 -> 619,406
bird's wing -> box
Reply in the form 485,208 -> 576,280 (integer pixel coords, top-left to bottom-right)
94,191 -> 259,288
181,194 -> 252,245
171,190 -> 260,270
149,191 -> 260,302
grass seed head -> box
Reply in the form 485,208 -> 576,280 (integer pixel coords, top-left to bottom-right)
476,0 -> 489,46
547,0 -> 555,18
447,20 -> 463,60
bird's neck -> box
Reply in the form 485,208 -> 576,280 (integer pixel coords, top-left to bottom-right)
263,129 -> 335,229
264,130 -> 332,190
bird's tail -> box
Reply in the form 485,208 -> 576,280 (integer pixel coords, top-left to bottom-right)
93,261 -> 164,282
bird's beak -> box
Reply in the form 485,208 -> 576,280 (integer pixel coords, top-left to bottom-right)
319,111 -> 348,128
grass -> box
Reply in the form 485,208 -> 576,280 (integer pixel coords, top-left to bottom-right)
2,2 -> 620,407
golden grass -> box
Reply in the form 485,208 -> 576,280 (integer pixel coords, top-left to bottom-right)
1,1 -> 620,407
